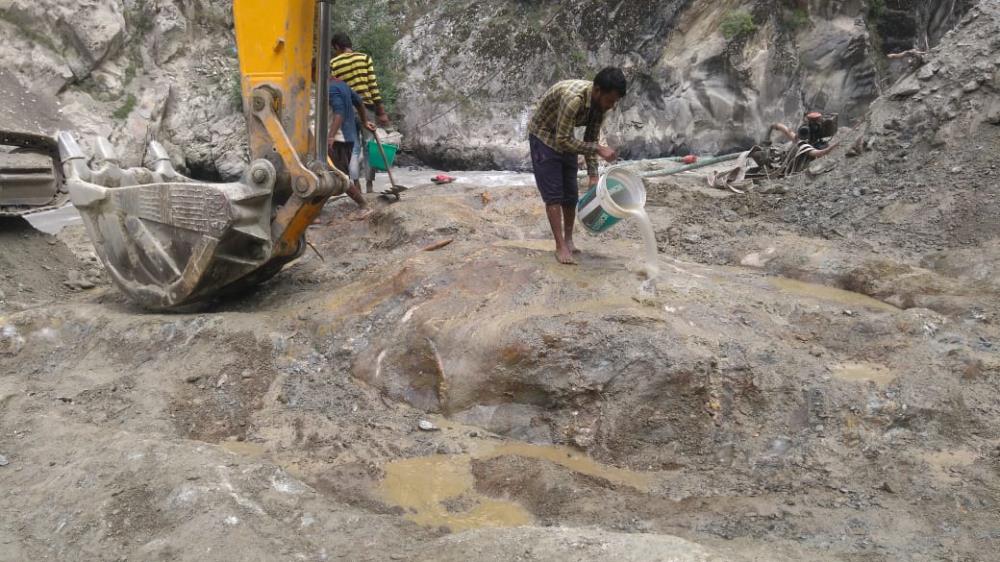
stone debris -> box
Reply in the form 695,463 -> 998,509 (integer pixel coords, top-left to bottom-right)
63,269 -> 96,291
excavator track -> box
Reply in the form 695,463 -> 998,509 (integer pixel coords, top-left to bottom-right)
0,195 -> 71,218
0,130 -> 67,217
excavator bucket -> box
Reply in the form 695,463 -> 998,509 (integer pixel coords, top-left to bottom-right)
53,0 -> 348,310
59,132 -> 281,309
0,130 -> 68,217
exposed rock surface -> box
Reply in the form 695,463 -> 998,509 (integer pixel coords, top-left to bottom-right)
755,0 -> 1000,255
3,167 -> 998,559
0,0 -> 971,178
0,0 -> 244,180
413,527 -> 738,561
395,0 -> 972,169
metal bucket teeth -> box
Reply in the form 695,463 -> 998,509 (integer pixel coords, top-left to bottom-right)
58,131 -> 277,309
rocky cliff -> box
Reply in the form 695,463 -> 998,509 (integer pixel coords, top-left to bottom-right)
396,0 -> 972,169
0,0 -> 970,177
0,0 -> 244,179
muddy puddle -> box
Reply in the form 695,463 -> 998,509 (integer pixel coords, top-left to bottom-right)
832,362 -> 897,386
770,277 -> 899,312
493,238 -> 664,285
493,239 -> 553,252
378,442 -> 655,532
379,454 -> 533,531
220,440 -> 267,457
923,448 -> 979,483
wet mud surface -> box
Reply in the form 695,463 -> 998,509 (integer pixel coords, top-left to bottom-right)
2,174 -> 999,561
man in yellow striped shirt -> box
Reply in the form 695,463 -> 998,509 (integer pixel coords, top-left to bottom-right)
330,33 -> 390,125
330,33 -> 391,193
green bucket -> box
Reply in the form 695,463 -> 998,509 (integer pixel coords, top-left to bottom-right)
367,140 -> 397,172
577,167 -> 646,234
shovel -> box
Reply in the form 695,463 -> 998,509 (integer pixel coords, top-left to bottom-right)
372,129 -> 408,201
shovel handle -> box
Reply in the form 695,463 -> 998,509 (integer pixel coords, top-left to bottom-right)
372,130 -> 399,190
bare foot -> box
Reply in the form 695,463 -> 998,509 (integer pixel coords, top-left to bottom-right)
348,208 -> 374,221
555,246 -> 578,265
565,239 -> 581,254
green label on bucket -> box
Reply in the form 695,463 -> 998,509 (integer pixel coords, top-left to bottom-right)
579,185 -> 598,209
577,186 -> 622,233
582,210 -> 622,233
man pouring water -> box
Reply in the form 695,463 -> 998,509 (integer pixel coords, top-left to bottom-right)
528,67 -> 626,265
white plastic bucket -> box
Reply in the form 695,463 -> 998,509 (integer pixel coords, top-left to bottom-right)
576,166 -> 646,234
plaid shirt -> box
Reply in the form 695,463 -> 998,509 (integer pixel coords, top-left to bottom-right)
528,80 -> 605,177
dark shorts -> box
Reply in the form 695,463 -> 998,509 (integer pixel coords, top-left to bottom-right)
529,135 -> 579,206
329,142 -> 353,175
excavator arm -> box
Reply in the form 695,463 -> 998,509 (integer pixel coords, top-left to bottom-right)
48,0 -> 347,309
235,0 -> 341,258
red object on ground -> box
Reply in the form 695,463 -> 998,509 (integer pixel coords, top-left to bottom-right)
431,174 -> 456,185
682,155 -> 698,165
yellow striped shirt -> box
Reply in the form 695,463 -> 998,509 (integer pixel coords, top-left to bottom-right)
330,51 -> 382,106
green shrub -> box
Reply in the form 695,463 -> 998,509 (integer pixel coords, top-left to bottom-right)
228,75 -> 243,111
720,10 -> 756,40
868,0 -> 886,19
331,0 -> 403,111
121,2 -> 154,87
786,8 -> 811,30
124,58 -> 138,85
112,93 -> 137,120
0,10 -> 60,52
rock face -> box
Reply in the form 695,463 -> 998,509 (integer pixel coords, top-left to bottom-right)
763,0 -> 1000,255
0,0 -> 245,180
0,0 -> 971,178
0,0 -> 125,92
395,0 -> 972,169
873,0 -> 972,53
866,2 -> 996,152
414,527 -> 738,562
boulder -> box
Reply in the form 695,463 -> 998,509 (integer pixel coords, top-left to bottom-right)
415,527 -> 747,562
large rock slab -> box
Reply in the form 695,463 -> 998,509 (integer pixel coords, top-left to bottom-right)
394,0 -> 966,169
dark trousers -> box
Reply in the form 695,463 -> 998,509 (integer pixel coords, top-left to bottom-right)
329,142 -> 353,175
529,135 -> 579,206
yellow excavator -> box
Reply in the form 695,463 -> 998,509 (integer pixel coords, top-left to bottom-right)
0,0 -> 351,309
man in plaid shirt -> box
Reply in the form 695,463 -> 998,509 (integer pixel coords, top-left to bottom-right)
528,67 -> 626,265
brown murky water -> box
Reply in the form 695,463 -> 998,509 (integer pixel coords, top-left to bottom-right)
770,277 -> 899,312
493,240 -> 554,252
832,362 -> 897,386
379,453 -> 533,531
379,442 -> 655,532
220,440 -> 267,457
922,449 -> 979,483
